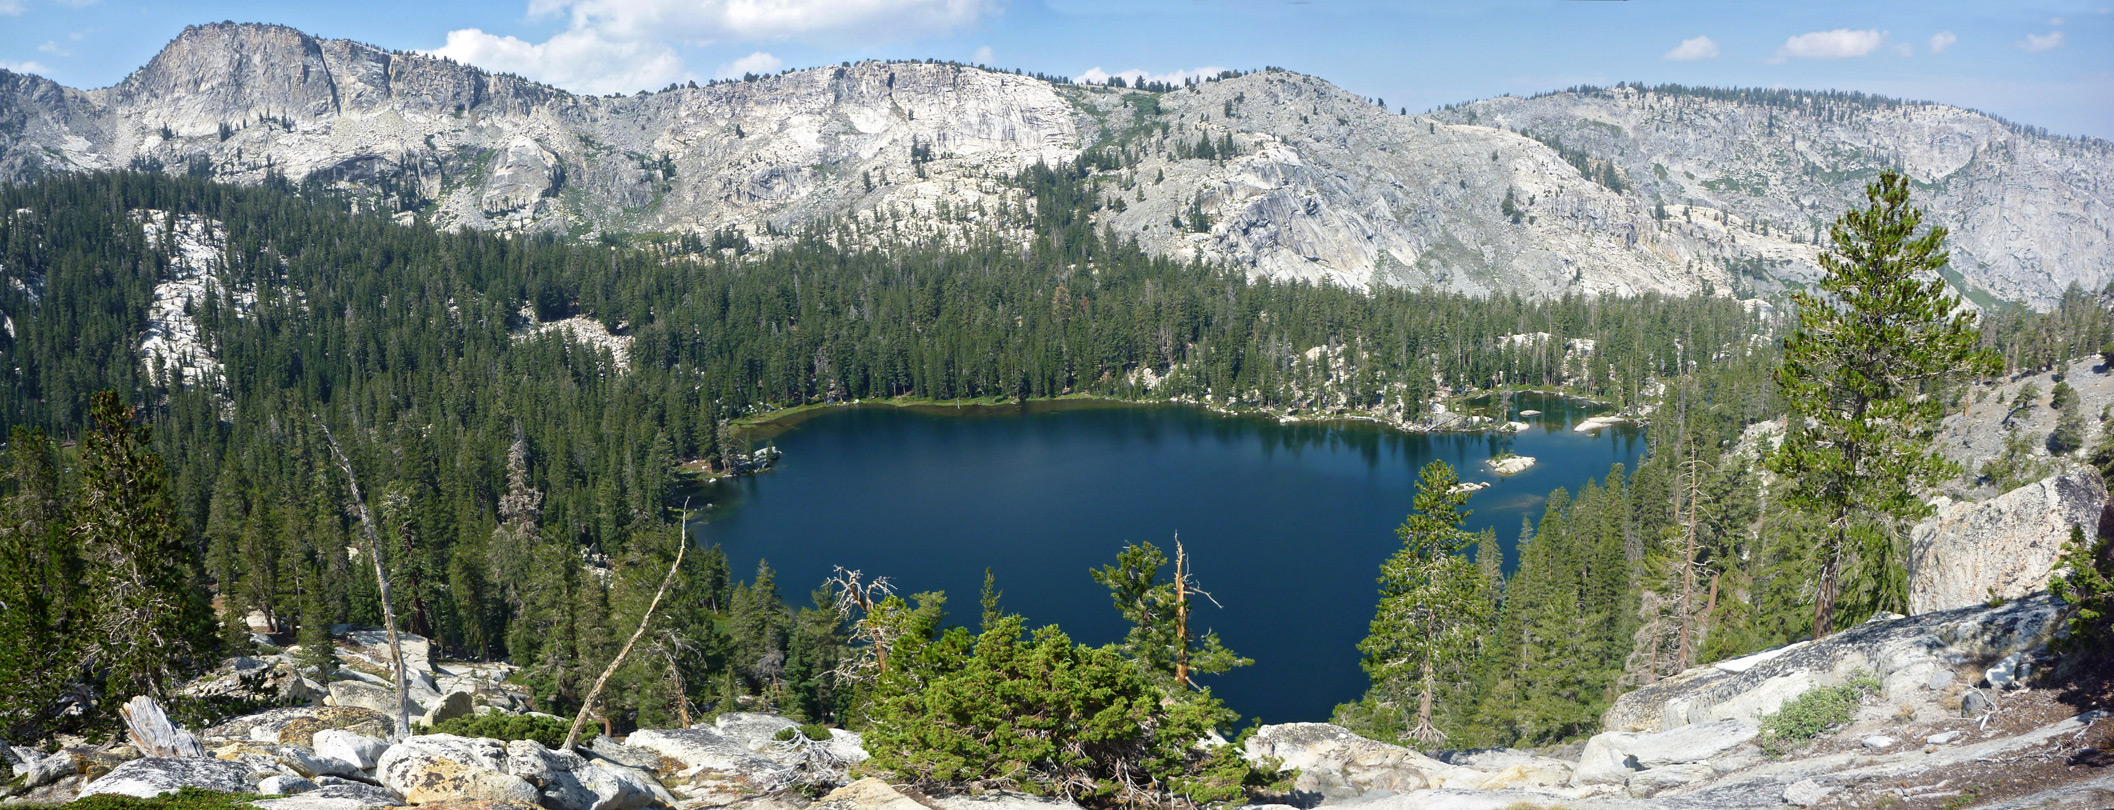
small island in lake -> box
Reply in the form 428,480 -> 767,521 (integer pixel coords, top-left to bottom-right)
1487,455 -> 1537,475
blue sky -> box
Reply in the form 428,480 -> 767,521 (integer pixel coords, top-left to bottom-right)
2,0 -> 2109,138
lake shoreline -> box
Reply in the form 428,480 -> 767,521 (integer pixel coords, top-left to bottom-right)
727,388 -> 1640,443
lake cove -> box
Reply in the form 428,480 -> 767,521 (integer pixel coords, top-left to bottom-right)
690,395 -> 1644,725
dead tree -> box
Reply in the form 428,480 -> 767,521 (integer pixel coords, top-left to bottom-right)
827,567 -> 898,678
563,510 -> 688,750
317,418 -> 411,742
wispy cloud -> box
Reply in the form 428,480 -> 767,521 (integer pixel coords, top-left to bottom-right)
714,51 -> 781,80
37,40 -> 71,57
1076,66 -> 1227,86
0,0 -> 24,16
0,60 -> 51,74
1773,29 -> 1888,61
972,45 -> 993,65
2020,31 -> 2065,52
433,0 -> 997,95
1663,36 -> 1719,61
1928,31 -> 1957,54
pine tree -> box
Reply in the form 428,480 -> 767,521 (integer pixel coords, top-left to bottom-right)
73,391 -> 213,700
1091,539 -> 1250,691
1355,460 -> 1491,747
0,427 -> 79,733
1767,171 -> 2000,638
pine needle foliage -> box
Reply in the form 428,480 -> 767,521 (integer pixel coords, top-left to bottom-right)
1352,460 -> 1492,748
1766,171 -> 2000,638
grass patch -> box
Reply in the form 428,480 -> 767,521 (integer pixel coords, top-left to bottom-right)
1757,673 -> 1881,757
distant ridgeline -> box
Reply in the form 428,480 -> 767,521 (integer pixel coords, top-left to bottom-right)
0,169 -> 2103,746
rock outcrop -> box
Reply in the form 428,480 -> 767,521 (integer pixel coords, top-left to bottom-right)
1909,465 -> 2108,613
77,757 -> 255,799
1602,595 -> 2062,733
2,22 -> 2107,305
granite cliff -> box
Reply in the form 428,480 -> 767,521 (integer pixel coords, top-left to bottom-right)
2,23 -> 2110,307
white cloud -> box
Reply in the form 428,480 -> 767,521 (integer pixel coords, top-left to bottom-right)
0,0 -> 23,15
972,45 -> 993,65
1663,35 -> 1719,61
434,0 -> 995,95
2021,31 -> 2066,51
1774,29 -> 1889,61
428,27 -> 688,95
714,50 -> 781,80
1076,65 -> 1227,87
0,60 -> 51,74
1891,42 -> 1913,57
2050,16 -> 2066,25
37,40 -> 70,56
1929,31 -> 1956,54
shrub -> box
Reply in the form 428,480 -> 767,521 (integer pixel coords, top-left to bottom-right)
427,713 -> 571,748
57,787 -> 259,810
863,612 -> 1276,806
772,723 -> 834,743
2052,524 -> 2114,649
1756,673 -> 1880,757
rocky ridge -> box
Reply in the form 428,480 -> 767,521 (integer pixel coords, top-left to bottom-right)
2,23 -> 2108,306
1432,86 -> 2114,308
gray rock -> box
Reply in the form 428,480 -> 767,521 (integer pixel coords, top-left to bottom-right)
258,775 -> 322,795
586,736 -> 665,772
327,681 -> 401,715
1572,719 -> 1756,786
930,792 -> 1086,810
280,744 -> 363,778
418,690 -> 476,726
1927,669 -> 1956,690
373,734 -> 539,805
1602,596 -> 2060,733
312,729 -> 388,772
1963,689 -> 1996,717
1241,723 -> 1484,800
78,757 -> 254,799
711,713 -> 801,752
25,751 -> 78,787
1782,778 -> 1835,806
1984,651 -> 2033,689
252,798 -> 394,810
812,778 -> 926,810
306,782 -> 407,804
1860,735 -> 1896,749
1624,762 -> 1715,798
1927,730 -> 1964,745
1908,466 -> 2106,614
624,727 -> 786,776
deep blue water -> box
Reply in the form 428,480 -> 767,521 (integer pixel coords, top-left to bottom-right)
690,396 -> 1644,725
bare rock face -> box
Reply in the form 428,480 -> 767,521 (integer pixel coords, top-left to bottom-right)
1602,596 -> 2063,734
1908,466 -> 2108,614
374,735 -> 541,806
1241,723 -> 1484,800
1570,719 -> 1755,786
77,756 -> 254,799
2,23 -> 2105,306
1433,86 -> 2114,308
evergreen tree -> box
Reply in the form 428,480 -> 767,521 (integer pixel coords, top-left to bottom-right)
0,427 -> 78,736
1767,171 -> 1999,638
1091,540 -> 1249,690
73,391 -> 214,700
1353,460 -> 1491,747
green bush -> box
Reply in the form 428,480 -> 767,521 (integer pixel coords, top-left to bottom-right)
863,611 -> 1276,807
772,723 -> 833,743
2052,524 -> 2114,649
428,713 -> 571,748
57,787 -> 258,810
1756,674 -> 1880,757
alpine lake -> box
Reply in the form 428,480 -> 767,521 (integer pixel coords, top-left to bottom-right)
688,393 -> 1645,725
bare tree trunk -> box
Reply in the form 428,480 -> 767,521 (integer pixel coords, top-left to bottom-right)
564,533 -> 686,750
317,419 -> 410,743
1174,539 -> 1190,690
1677,448 -> 1701,672
1409,657 -> 1442,746
121,696 -> 203,757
